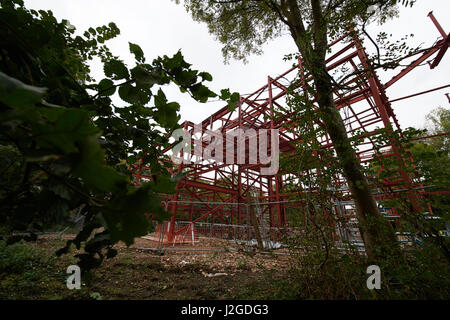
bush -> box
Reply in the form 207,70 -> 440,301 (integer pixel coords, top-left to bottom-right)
277,241 -> 450,299
0,240 -> 43,274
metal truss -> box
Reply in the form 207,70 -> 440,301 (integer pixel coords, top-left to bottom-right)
132,12 -> 450,243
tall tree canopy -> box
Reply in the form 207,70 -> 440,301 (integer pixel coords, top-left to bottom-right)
176,0 -> 417,263
177,0 -> 408,63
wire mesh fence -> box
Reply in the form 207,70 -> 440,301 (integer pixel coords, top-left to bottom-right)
137,199 -> 363,253
1,199 -> 371,255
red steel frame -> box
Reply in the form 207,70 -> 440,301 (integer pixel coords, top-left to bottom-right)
132,12 -> 449,243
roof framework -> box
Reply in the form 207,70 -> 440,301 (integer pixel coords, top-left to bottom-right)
132,12 -> 450,242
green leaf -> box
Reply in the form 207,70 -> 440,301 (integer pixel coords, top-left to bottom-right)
165,50 -> 185,70
130,65 -> 160,87
175,69 -> 198,87
72,136 -> 128,192
102,183 -> 169,245
199,71 -> 213,82
0,72 -> 46,108
154,102 -> 180,129
129,42 -> 145,62
97,79 -> 115,96
228,92 -> 240,111
103,59 -> 129,80
154,88 -> 167,107
118,83 -> 151,105
219,88 -> 231,100
152,89 -> 180,129
190,83 -> 217,103
36,108 -> 99,154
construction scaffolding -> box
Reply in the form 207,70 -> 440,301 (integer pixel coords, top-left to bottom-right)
131,12 -> 450,249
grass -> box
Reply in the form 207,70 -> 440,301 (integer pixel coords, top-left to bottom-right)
0,238 -> 276,300
1,237 -> 448,300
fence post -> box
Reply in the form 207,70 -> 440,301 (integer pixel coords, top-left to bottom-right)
248,200 -> 264,250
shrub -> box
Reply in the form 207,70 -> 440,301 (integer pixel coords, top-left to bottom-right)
0,240 -> 43,274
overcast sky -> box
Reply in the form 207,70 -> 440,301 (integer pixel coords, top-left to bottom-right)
23,0 -> 450,130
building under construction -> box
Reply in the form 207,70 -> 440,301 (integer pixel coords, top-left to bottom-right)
131,12 -> 450,249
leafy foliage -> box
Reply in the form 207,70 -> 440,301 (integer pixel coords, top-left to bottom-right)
0,240 -> 43,274
364,109 -> 450,261
0,0 -> 239,270
177,0 -> 415,64
271,66 -> 449,299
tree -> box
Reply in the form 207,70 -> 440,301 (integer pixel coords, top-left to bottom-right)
176,0 -> 415,263
424,107 -> 450,152
365,108 -> 450,261
402,108 -> 450,229
0,0 -> 238,270
409,108 -> 450,259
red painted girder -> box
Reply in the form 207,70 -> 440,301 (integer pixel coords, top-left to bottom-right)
430,33 -> 450,69
179,179 -> 238,195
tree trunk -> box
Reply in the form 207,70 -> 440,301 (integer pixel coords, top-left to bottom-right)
282,0 -> 402,263
310,65 -> 401,263
248,196 -> 264,250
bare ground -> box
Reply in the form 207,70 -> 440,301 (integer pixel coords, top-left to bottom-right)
1,235 -> 291,300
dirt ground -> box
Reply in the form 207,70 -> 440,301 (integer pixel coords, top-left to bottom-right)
118,236 -> 290,273
1,235 -> 292,300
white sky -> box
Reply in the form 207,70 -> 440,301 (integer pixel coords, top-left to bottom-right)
24,0 -> 450,130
